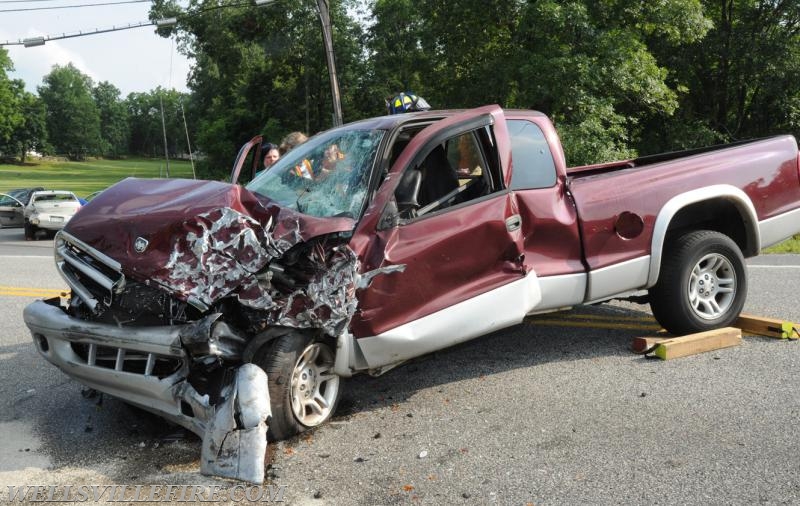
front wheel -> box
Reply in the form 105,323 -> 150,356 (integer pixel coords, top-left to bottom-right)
255,332 -> 341,441
649,230 -> 747,335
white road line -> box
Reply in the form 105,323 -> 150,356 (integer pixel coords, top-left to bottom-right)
0,255 -> 53,259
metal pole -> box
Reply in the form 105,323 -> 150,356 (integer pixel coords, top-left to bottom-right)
315,0 -> 342,126
179,100 -> 196,179
159,93 -> 171,178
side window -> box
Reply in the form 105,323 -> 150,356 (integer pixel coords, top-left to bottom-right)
508,120 -> 557,189
392,129 -> 499,222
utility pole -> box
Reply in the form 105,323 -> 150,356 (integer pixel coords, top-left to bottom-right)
159,93 -> 171,178
179,100 -> 196,179
315,0 -> 342,126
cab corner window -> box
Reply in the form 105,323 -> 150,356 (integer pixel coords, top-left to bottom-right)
508,120 -> 557,190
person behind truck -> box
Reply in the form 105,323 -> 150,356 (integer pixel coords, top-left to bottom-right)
255,142 -> 280,178
279,131 -> 308,155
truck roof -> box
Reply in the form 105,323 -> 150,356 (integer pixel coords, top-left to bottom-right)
342,108 -> 548,131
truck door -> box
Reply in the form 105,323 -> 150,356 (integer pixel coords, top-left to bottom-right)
0,193 -> 24,228
350,106 -> 543,365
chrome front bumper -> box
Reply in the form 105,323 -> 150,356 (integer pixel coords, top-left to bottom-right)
24,298 -> 209,435
25,298 -> 273,483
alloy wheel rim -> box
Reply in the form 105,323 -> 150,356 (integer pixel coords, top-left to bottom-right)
687,253 -> 736,320
290,342 -> 339,427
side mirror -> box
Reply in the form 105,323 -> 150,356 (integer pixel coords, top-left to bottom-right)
377,169 -> 423,230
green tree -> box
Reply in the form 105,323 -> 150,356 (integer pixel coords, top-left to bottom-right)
504,0 -> 710,165
126,88 -> 193,159
38,64 -> 102,160
366,0 -> 710,165
0,48 -> 24,152
362,0 -> 430,112
5,85 -> 48,162
645,0 -> 800,151
93,81 -> 129,158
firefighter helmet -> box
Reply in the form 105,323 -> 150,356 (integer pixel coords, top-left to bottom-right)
387,92 -> 431,114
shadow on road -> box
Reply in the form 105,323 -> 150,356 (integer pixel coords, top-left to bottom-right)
334,303 -> 657,419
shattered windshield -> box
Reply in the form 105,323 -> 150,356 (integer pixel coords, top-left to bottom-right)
246,129 -> 385,219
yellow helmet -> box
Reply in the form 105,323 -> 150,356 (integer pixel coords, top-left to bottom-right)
387,92 -> 431,114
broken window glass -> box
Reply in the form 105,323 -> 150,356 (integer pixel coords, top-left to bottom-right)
246,129 -> 385,219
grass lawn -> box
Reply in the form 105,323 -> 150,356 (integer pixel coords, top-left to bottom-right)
0,158 -> 196,198
764,234 -> 800,254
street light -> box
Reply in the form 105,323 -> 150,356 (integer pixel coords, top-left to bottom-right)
22,36 -> 45,47
155,17 -> 178,28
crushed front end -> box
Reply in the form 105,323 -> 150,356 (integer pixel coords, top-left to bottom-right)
22,178 -> 367,483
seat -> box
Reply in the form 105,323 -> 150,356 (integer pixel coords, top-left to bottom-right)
395,169 -> 422,217
417,144 -> 459,208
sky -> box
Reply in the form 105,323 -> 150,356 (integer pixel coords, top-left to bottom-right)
0,0 -> 193,96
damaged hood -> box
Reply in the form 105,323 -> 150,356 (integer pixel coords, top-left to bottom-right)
65,178 -> 356,305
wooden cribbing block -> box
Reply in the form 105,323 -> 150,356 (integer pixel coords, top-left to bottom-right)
631,337 -> 670,354
650,327 -> 742,360
735,314 -> 800,340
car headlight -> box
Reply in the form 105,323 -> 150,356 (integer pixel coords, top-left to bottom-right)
30,216 -> 40,225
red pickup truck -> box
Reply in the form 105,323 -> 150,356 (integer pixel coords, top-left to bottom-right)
23,105 -> 800,480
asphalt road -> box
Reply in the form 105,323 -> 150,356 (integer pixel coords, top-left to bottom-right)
0,226 -> 799,505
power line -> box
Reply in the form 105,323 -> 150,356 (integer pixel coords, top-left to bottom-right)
0,0 -> 148,12
0,0 -> 93,4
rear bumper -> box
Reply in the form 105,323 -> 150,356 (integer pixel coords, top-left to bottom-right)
23,298 -> 208,435
32,216 -> 69,230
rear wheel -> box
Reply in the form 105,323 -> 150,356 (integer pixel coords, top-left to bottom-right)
255,332 -> 341,441
649,230 -> 747,335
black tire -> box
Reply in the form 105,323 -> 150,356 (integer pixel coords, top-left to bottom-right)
254,332 -> 341,441
24,221 -> 36,240
650,230 -> 747,335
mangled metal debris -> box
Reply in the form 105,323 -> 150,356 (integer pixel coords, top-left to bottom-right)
154,207 -> 398,338
200,364 -> 271,484
156,207 -> 275,311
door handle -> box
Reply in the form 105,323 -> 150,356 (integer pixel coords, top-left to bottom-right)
505,214 -> 521,232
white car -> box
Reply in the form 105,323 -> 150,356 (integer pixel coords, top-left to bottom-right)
0,187 -> 45,228
24,190 -> 82,240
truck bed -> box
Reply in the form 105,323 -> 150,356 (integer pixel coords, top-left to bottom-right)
566,137 -> 777,179
565,134 -> 800,294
